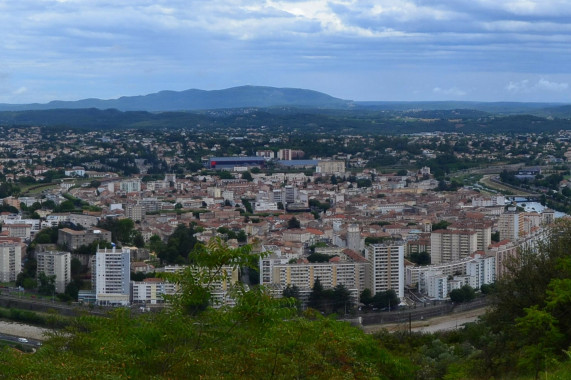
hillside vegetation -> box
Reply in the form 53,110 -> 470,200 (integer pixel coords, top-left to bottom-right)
1,222 -> 571,379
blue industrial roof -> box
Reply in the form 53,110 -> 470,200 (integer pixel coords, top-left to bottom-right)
209,156 -> 264,162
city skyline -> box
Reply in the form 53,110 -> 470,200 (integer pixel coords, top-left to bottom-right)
1,0 -> 570,104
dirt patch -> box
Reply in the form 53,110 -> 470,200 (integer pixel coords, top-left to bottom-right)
363,307 -> 488,334
0,321 -> 52,341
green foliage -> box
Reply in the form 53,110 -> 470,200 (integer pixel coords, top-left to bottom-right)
156,223 -> 198,264
491,230 -> 500,242
308,279 -> 354,315
0,182 -> 20,198
360,288 -> 374,307
432,220 -> 451,231
365,236 -> 391,245
32,226 -> 60,245
159,238 -> 256,314
409,251 -> 430,266
371,289 -> 400,310
16,258 -> 37,289
241,198 -> 253,214
73,240 -> 112,255
241,170 -> 253,181
217,170 -> 234,180
309,198 -> 330,212
449,285 -> 475,303
37,272 -> 56,296
307,252 -> 336,263
287,216 -> 301,229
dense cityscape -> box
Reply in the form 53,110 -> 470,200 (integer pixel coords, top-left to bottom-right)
2,0 -> 571,377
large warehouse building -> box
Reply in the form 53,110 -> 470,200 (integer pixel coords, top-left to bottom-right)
207,157 -> 265,170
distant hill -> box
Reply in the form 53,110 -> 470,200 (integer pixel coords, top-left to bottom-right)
353,101 -> 566,115
2,106 -> 571,134
0,86 -> 352,112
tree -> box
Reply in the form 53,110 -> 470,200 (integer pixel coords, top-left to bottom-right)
409,251 -> 430,266
308,278 -> 324,311
449,285 -> 475,303
133,232 -> 145,248
331,284 -> 352,315
371,289 -> 399,310
283,284 -> 300,299
37,272 -> 56,296
236,230 -> 247,243
287,217 -> 301,229
432,220 -> 451,231
491,231 -> 500,242
360,288 -> 374,307
241,171 -> 253,182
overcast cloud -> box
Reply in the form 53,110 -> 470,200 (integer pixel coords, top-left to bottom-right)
0,0 -> 570,103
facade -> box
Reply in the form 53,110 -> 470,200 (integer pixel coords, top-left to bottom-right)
406,258 -> 470,291
277,149 -> 304,160
498,211 -> 522,242
364,242 -> 405,299
58,227 -> 112,250
466,254 -> 496,290
0,242 -> 22,282
36,251 -> 71,293
487,239 -> 518,279
448,220 -> 492,251
130,278 -> 177,304
430,229 -> 478,264
93,247 -> 131,306
317,160 -> 346,175
3,224 -> 32,240
427,275 -> 448,300
346,224 -> 363,252
125,204 -> 144,222
120,179 -> 142,193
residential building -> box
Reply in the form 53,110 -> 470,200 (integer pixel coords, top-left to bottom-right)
430,229 -> 478,264
0,242 -> 22,282
125,204 -> 144,222
498,210 -> 522,242
130,278 -> 177,304
364,242 -> 405,299
317,160 -> 346,175
36,251 -> 71,293
120,179 -> 142,193
58,227 -> 112,250
93,247 -> 131,306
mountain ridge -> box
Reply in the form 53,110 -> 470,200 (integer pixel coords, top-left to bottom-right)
0,86 -> 352,112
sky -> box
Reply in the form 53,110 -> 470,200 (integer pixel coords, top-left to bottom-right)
0,0 -> 570,104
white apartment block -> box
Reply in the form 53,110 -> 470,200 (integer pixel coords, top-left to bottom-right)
131,278 -> 177,304
466,254 -> 496,290
93,247 -> 131,306
0,242 -> 22,282
365,242 -> 405,299
120,179 -> 142,193
36,251 -> 71,293
427,275 -> 448,300
406,258 -> 470,291
260,245 -> 300,285
430,229 -> 478,264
